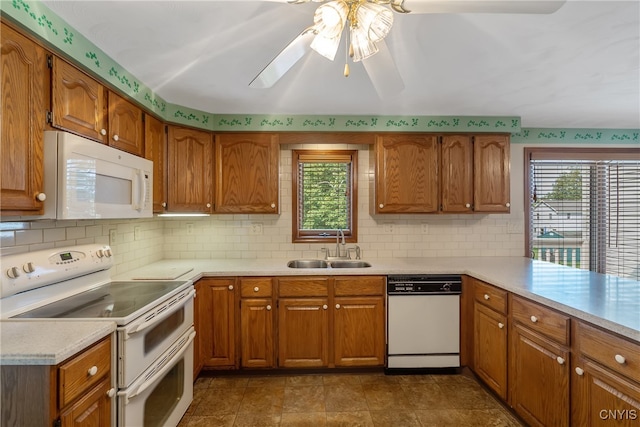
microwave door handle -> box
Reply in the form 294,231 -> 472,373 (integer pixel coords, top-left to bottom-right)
136,169 -> 146,212
117,330 -> 196,402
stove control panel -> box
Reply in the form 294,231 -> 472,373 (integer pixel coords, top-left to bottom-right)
1,244 -> 113,299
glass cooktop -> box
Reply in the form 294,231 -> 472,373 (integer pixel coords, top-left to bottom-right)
14,281 -> 189,320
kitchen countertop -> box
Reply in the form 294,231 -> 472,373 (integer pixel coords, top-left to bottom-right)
116,256 -> 640,342
0,320 -> 115,365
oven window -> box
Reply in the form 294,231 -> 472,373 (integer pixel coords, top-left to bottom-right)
144,360 -> 185,427
144,308 -> 185,355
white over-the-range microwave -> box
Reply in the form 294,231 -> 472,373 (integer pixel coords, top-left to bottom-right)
37,131 -> 153,220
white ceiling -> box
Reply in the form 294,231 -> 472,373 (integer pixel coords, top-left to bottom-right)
42,0 -> 640,129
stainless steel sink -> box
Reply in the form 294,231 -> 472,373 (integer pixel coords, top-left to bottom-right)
328,260 -> 372,268
287,259 -> 329,268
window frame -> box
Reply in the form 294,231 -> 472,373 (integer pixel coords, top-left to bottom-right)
292,149 -> 358,243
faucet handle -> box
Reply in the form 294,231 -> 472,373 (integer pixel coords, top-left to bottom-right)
355,245 -> 361,260
320,247 -> 329,260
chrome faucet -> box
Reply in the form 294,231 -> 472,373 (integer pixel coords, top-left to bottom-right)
336,229 -> 345,258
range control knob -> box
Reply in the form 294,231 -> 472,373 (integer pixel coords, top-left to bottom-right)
96,249 -> 105,258
442,283 -> 451,292
104,249 -> 113,257
6,267 -> 20,279
22,262 -> 35,273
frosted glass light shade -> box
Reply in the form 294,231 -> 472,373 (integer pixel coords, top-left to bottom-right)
310,33 -> 342,60
349,25 -> 378,62
313,1 -> 348,38
357,2 -> 394,43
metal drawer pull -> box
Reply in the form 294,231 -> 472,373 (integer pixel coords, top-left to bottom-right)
615,354 -> 626,364
575,367 -> 584,376
530,315 -> 538,323
484,294 -> 490,300
322,304 -> 328,310
107,388 -> 116,398
228,285 -> 234,290
254,286 -> 259,292
335,304 -> 341,309
556,357 -> 565,365
498,322 -> 504,329
266,305 -> 272,311
88,366 -> 98,376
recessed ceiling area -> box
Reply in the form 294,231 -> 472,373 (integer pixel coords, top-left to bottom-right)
41,0 -> 640,129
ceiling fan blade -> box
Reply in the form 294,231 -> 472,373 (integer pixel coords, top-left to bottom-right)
249,27 -> 315,89
362,40 -> 404,99
401,0 -> 566,14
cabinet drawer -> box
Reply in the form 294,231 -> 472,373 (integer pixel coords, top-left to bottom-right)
240,278 -> 273,297
510,296 -> 570,345
58,336 -> 111,408
576,321 -> 640,383
473,280 -> 507,314
334,276 -> 385,296
278,277 -> 329,297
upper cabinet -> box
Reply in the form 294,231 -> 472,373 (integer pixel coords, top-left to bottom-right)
144,115 -> 167,213
214,133 -> 279,214
51,57 -> 144,156
373,134 -> 439,213
373,133 -> 510,214
167,125 -> 214,213
1,23 -> 48,214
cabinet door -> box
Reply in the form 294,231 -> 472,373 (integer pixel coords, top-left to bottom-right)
473,135 -> 510,212
198,279 -> 236,368
374,134 -> 439,213
473,303 -> 507,399
441,135 -> 473,213
1,24 -> 47,213
144,115 -> 167,213
278,298 -> 329,368
333,296 -> 385,367
167,126 -> 213,213
51,56 -> 107,142
572,357 -> 640,427
215,133 -> 279,213
510,323 -> 569,427
107,92 -> 143,156
59,377 -> 111,427
240,298 -> 274,368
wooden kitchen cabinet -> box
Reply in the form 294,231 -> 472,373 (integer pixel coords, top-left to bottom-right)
51,56 -> 107,143
193,280 -> 204,378
474,301 -> 508,400
107,91 -> 144,156
509,295 -> 571,427
473,134 -> 510,212
239,278 -> 275,368
197,278 -> 237,368
333,276 -> 385,367
277,277 -> 330,368
1,335 -> 112,427
167,125 -> 214,213
372,134 -> 439,213
441,135 -> 474,213
215,133 -> 279,213
1,23 -> 48,214
144,115 -> 167,213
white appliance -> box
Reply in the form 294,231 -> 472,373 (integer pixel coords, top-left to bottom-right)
40,131 -> 152,220
386,275 -> 461,371
1,245 -> 194,427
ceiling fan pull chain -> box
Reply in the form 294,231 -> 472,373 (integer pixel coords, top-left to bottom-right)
344,23 -> 351,77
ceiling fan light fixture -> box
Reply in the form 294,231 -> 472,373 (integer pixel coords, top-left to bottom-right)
312,1 -> 348,39
310,33 -> 343,60
349,24 -> 379,62
356,2 -> 394,43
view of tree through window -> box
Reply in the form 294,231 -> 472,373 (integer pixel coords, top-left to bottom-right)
292,150 -> 357,243
527,149 -> 640,280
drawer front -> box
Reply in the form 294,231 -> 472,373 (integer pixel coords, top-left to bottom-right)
473,280 -> 508,314
577,321 -> 640,383
278,277 -> 329,297
511,295 -> 570,345
240,278 -> 273,297
58,336 -> 111,408
334,276 -> 385,296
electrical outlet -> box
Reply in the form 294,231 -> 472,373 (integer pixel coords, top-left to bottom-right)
134,226 -> 142,241
186,223 -> 194,235
109,229 -> 117,245
383,223 -> 394,234
250,223 -> 263,235
421,223 -> 429,234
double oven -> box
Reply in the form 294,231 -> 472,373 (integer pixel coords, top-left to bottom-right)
0,244 -> 195,426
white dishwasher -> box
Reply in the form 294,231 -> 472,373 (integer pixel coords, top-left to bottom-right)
386,274 -> 461,371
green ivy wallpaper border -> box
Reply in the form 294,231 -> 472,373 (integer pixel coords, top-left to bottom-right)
2,0 -> 638,144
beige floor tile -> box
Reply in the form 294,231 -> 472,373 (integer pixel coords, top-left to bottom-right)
357,372 -> 400,385
322,374 -> 363,386
247,376 -> 287,389
280,412 -> 328,426
238,386 -> 284,414
186,414 -> 236,427
369,410 -> 422,427
285,374 -> 324,386
232,413 -> 281,427
460,409 -> 525,426
414,409 -> 470,426
326,411 -> 374,427
192,388 -> 245,416
363,384 -> 413,411
282,385 -> 326,413
324,384 -> 369,412
400,383 -> 452,410
209,377 -> 250,389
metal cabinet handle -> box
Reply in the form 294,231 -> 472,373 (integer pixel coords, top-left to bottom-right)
107,388 -> 116,398
228,285 -> 234,291
266,305 -> 272,311
506,202 -> 511,208
498,322 -> 504,329
270,203 -> 276,209
322,304 -> 328,310
615,354 -> 626,364
556,357 -> 565,365
206,203 -> 212,208
253,286 -> 259,292
113,134 -> 119,142
100,129 -> 107,136
530,315 -> 538,323
36,193 -> 46,201
335,304 -> 341,309
465,203 -> 471,208
484,294 -> 490,300
161,202 -> 167,208
575,367 -> 584,376
379,204 -> 384,209
88,366 -> 98,376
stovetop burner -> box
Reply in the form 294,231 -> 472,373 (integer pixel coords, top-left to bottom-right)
14,281 -> 189,320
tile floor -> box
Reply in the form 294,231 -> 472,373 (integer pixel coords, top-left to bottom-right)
178,371 -> 524,426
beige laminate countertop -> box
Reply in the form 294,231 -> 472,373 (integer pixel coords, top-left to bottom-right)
118,256 -> 640,342
0,320 -> 115,365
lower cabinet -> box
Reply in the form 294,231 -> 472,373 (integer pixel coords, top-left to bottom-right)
473,302 -> 508,400
198,278 -> 237,368
278,297 -> 330,368
240,278 -> 275,368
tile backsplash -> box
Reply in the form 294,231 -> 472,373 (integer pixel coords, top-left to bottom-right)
0,145 -> 524,276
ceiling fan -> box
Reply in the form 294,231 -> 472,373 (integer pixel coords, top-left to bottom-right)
246,0 -> 566,97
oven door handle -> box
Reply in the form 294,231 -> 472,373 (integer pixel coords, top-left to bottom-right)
126,289 -> 195,338
118,329 -> 195,402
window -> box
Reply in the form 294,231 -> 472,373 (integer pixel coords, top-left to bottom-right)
292,150 -> 357,243
525,148 -> 640,280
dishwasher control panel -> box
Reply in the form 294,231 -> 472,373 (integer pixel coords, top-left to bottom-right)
387,275 -> 462,294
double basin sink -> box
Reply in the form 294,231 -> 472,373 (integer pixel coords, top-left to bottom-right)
287,259 -> 371,269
